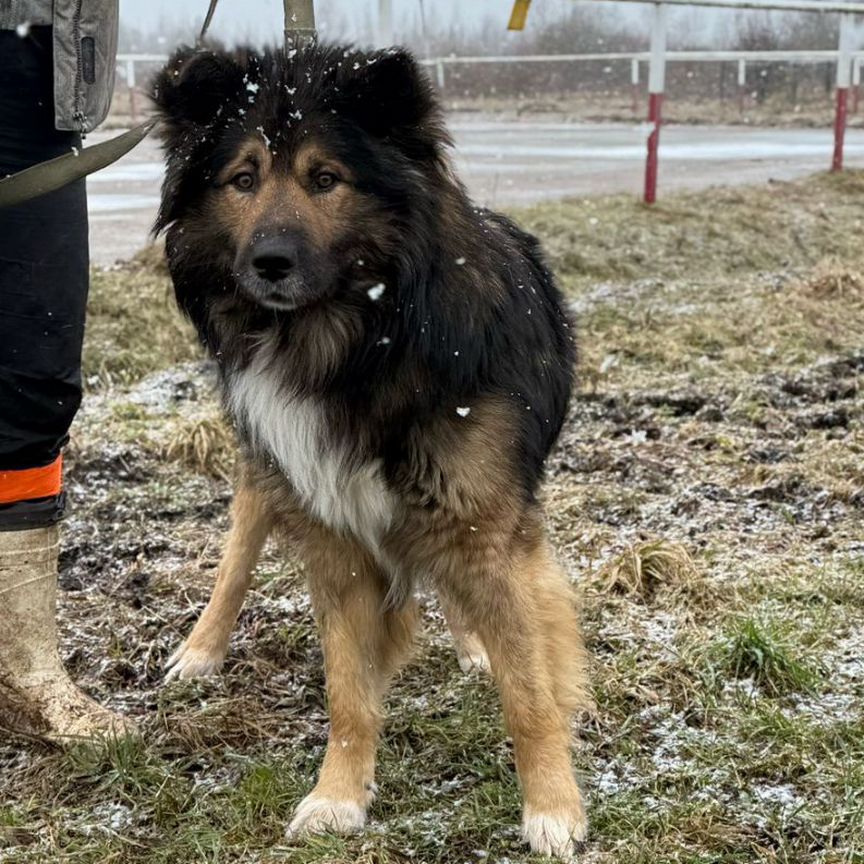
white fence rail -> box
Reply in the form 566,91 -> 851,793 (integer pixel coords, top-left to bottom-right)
117,49 -> 864,96
115,43 -> 864,201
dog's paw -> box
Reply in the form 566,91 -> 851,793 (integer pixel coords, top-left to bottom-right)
164,640 -> 226,682
455,632 -> 491,675
522,806 -> 587,860
286,794 -> 366,838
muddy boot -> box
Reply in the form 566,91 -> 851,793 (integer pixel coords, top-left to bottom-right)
0,525 -> 137,744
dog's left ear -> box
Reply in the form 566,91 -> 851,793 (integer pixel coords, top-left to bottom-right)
151,46 -> 247,133
338,49 -> 443,157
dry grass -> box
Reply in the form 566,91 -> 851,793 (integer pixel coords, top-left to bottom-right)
161,415 -> 237,481
800,261 -> 864,300
597,540 -> 699,597
84,254 -> 199,388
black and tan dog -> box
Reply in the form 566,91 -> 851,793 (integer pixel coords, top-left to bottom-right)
151,43 -> 591,858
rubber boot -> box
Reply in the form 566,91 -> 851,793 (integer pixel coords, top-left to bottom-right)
0,525 -> 136,744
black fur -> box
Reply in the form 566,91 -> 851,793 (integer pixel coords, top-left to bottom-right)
150,43 -> 575,502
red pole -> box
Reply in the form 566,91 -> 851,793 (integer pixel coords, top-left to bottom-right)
832,87 -> 848,172
644,4 -> 667,205
833,15 -> 852,173
645,92 -> 663,205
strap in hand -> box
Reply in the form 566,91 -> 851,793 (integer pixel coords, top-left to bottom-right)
0,121 -> 155,209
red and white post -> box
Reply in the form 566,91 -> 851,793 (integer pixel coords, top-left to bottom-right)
737,58 -> 747,114
832,13 -> 854,172
852,57 -> 861,115
644,3 -> 668,204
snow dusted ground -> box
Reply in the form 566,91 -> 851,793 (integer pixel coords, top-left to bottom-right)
1,171 -> 863,863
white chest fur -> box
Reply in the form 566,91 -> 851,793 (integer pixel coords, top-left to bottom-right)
228,361 -> 396,553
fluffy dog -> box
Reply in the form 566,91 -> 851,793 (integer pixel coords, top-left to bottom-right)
151,42 -> 591,858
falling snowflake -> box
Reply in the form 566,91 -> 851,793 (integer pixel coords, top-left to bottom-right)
456,406 -> 471,417
367,283 -> 386,301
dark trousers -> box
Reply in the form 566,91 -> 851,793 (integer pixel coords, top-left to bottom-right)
0,27 -> 89,529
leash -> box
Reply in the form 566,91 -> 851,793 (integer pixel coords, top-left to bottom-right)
0,0 -> 316,209
283,0 -> 316,50
0,120 -> 155,209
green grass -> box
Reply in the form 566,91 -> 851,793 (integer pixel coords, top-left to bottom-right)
714,617 -> 822,696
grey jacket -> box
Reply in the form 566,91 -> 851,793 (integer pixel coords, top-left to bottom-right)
0,0 -> 119,132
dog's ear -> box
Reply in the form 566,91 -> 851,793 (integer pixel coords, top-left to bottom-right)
337,49 -> 442,154
150,46 -> 246,131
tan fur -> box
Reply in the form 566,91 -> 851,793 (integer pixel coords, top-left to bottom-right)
297,526 -> 418,808
210,137 -> 361,257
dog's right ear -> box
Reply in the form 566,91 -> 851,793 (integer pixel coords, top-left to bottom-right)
150,46 -> 245,132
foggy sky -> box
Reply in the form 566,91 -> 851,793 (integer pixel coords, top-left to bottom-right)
118,0 -> 860,51
119,0 -> 695,46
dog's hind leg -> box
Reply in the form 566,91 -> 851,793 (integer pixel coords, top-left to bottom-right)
288,529 -> 417,838
165,474 -> 273,681
437,589 -> 490,674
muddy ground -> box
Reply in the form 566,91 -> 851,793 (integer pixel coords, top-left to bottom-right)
1,171 -> 863,863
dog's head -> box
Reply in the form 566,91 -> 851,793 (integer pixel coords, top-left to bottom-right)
151,44 -> 449,314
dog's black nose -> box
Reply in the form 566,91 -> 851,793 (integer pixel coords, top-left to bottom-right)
251,237 -> 297,282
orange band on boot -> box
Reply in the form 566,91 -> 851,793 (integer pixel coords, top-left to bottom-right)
0,455 -> 63,505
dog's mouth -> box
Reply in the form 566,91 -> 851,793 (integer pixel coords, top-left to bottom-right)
236,270 -> 313,312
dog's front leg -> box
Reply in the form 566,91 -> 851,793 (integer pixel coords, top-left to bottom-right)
431,516 -> 592,860
288,531 -> 417,838
165,475 -> 273,681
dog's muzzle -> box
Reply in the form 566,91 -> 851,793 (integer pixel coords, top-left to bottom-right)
236,234 -> 309,310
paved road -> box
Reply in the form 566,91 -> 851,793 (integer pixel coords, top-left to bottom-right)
87,119 -> 864,265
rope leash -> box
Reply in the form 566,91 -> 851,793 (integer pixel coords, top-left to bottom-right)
0,0 -> 316,209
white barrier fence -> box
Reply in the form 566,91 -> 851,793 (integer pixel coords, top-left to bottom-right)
116,42 -> 864,201
117,49 -> 864,117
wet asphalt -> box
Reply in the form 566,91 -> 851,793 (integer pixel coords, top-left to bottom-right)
86,118 -> 864,265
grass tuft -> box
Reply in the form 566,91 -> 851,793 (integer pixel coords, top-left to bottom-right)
161,415 -> 236,480
597,539 -> 699,598
717,617 -> 821,696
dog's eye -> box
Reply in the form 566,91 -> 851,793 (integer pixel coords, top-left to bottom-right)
232,172 -> 256,191
314,171 -> 338,191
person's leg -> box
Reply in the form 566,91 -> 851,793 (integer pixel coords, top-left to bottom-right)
0,27 -> 133,742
